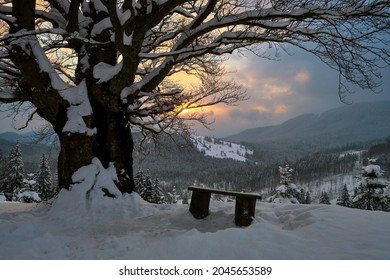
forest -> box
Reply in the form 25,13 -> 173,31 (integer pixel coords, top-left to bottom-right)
1,132 -> 390,213
134,134 -> 390,189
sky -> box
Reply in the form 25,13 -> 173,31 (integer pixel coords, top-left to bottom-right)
0,46 -> 389,138
191,48 -> 390,138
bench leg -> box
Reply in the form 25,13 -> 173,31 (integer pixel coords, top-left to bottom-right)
189,190 -> 211,219
235,197 -> 257,226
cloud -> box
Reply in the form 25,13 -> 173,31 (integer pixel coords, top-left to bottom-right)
190,49 -> 347,136
275,104 -> 288,114
294,70 -> 310,83
183,51 -> 390,138
229,108 -> 264,122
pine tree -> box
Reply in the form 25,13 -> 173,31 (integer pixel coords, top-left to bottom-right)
36,154 -> 54,201
0,149 -> 7,183
305,191 -> 311,204
352,159 -> 389,211
134,170 -> 145,191
267,160 -> 300,204
6,142 -> 25,200
169,185 -> 178,204
134,170 -> 166,204
279,160 -> 294,186
336,184 -> 351,207
181,190 -> 189,205
142,175 -> 163,204
298,189 -> 306,204
320,191 -> 331,204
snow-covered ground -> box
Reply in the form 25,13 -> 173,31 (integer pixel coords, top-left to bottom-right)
192,135 -> 253,162
0,191 -> 389,260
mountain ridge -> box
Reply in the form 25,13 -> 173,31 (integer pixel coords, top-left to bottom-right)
225,101 -> 390,145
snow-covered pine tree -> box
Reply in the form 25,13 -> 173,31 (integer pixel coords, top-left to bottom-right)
154,177 -> 168,204
142,175 -> 162,204
305,191 -> 311,204
352,159 -> 389,211
266,160 -> 300,204
168,185 -> 178,204
6,142 -> 25,200
353,187 -> 359,198
181,190 -> 189,205
0,149 -> 7,183
319,191 -> 331,204
0,149 -> 7,194
336,184 -> 351,207
134,169 -> 147,198
36,154 -> 54,201
298,189 -> 306,204
134,170 -> 166,204
279,160 -> 294,187
134,170 -> 145,190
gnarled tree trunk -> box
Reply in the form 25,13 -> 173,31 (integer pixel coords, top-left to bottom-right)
57,118 -> 135,195
55,86 -> 135,195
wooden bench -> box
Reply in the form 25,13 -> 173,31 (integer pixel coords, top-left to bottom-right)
188,186 -> 262,227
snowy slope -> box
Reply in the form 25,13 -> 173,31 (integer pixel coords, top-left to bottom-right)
192,135 -> 253,162
0,192 -> 389,260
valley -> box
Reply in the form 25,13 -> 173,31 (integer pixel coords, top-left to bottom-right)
1,101 -> 389,202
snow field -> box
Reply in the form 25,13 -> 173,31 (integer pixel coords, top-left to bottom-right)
0,190 -> 389,260
192,135 -> 253,162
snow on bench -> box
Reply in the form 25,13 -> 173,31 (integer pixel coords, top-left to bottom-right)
187,186 -> 262,227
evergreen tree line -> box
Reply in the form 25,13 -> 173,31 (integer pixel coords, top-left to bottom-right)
133,136 -> 389,207
135,155 -> 390,211
135,148 -> 361,193
0,143 -> 58,202
266,159 -> 389,211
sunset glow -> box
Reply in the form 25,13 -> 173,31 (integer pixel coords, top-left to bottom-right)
294,70 -> 310,83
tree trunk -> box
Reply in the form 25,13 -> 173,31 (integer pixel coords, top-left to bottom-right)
57,108 -> 135,195
55,40 -> 135,195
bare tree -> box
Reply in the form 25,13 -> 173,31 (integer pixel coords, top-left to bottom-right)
0,0 -> 389,197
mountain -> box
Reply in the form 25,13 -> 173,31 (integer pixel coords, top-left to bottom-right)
227,102 -> 390,144
0,132 -> 33,143
224,101 -> 390,162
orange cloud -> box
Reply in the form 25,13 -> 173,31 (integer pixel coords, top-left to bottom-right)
274,104 -> 288,114
259,84 -> 291,100
294,70 -> 310,83
255,104 -> 270,113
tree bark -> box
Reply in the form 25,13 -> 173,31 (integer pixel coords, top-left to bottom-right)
56,110 -> 135,194
91,106 -> 135,194
54,36 -> 135,195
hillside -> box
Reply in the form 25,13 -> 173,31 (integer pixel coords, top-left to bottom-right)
225,101 -> 390,163
191,135 -> 253,162
133,134 -> 253,188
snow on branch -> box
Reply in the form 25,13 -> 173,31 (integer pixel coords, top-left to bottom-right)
1,0 -> 389,136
